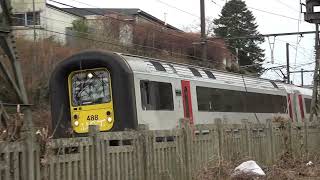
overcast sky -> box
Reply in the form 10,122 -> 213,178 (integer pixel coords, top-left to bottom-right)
53,0 -> 316,85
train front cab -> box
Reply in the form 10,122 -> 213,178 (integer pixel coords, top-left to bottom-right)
68,68 -> 114,133
50,51 -> 138,138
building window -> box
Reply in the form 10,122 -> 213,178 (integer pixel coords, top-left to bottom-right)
196,86 -> 287,113
26,12 -> 40,25
12,12 -> 40,26
140,80 -> 174,110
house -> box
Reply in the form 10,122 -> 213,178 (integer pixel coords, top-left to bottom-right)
11,0 -> 82,43
9,1 -> 237,69
10,0 -> 181,44
61,8 -> 183,46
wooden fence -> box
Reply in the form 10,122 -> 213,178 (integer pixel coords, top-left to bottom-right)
0,119 -> 320,180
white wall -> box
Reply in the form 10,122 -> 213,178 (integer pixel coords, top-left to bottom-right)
11,2 -> 81,44
42,6 -> 80,43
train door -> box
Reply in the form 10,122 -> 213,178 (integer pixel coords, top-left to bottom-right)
288,92 -> 305,122
181,80 -> 194,124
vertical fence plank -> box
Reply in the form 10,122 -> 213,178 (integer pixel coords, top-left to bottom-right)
266,119 -> 274,165
182,120 -> 192,180
89,125 -> 101,180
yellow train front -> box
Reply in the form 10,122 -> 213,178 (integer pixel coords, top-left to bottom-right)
68,68 -> 114,133
50,51 -> 138,138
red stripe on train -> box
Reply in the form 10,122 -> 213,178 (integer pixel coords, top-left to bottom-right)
298,95 -> 305,121
288,94 -> 293,121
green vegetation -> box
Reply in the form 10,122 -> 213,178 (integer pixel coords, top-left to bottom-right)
214,0 -> 265,75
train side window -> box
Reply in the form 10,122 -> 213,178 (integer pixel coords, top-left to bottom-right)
189,67 -> 202,77
150,61 -> 166,72
245,92 -> 287,113
305,98 -> 311,113
196,86 -> 287,113
203,70 -> 216,79
196,86 -> 245,112
140,80 -> 174,111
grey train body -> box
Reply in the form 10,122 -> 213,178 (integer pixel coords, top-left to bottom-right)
120,52 -> 311,129
51,50 -> 312,136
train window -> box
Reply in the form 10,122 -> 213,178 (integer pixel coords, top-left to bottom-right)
150,61 -> 166,72
196,86 -> 245,112
189,67 -> 202,77
196,86 -> 287,113
270,81 -> 279,88
305,98 -> 311,113
203,70 -> 216,79
71,70 -> 111,106
245,93 -> 287,113
168,64 -> 177,73
140,81 -> 174,111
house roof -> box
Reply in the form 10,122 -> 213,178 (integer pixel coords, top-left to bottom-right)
58,7 -> 182,31
46,4 -> 83,18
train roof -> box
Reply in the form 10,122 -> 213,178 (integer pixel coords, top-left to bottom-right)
118,53 -> 312,97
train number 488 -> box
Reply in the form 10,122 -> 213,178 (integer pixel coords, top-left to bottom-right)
87,115 -> 99,121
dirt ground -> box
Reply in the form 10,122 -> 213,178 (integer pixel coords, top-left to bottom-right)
195,154 -> 320,180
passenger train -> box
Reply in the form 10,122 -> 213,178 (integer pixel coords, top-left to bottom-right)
49,50 -> 312,137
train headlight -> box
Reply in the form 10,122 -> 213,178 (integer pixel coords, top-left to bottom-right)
74,121 -> 79,127
87,73 -> 93,79
107,117 -> 113,123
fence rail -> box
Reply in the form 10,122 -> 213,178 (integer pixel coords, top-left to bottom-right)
0,119 -> 319,180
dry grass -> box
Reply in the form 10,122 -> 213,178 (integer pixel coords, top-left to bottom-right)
195,154 -> 320,180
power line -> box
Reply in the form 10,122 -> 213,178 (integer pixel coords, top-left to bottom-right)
19,1 -> 314,70
155,0 -> 200,19
11,16 -> 214,63
211,0 -> 305,23
274,0 -> 300,13
47,1 -> 268,60
49,0 -> 315,63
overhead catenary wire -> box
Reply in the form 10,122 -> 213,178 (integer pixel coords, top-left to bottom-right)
211,0 -> 306,23
274,0 -> 301,13
48,0 -> 307,62
19,1 -> 314,74
11,16 -> 218,63
28,11 -> 273,65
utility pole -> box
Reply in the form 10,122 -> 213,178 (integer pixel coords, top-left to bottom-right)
304,0 -> 320,121
200,0 -> 207,61
309,24 -> 319,121
301,68 -> 304,87
286,43 -> 290,84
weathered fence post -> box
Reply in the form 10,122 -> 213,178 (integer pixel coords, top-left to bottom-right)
303,120 -> 309,159
25,131 -> 37,180
266,119 -> 274,164
287,122 -> 293,156
89,125 -> 101,180
181,119 -> 192,180
138,129 -> 148,180
242,120 -> 252,158
214,118 -> 222,162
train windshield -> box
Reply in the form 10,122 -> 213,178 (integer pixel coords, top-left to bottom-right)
71,69 -> 111,106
